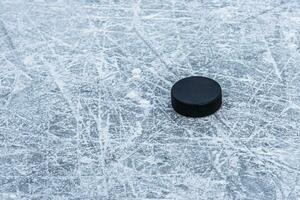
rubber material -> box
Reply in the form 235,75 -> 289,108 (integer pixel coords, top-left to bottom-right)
171,76 -> 222,117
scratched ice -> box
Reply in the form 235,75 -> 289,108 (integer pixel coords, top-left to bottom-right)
0,0 -> 300,199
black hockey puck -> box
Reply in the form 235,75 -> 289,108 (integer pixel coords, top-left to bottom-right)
171,76 -> 222,117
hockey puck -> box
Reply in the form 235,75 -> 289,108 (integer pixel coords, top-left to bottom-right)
171,76 -> 222,117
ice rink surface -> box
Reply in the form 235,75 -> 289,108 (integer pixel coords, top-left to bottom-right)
0,0 -> 300,199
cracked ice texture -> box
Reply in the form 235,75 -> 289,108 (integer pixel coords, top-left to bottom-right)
0,0 -> 300,199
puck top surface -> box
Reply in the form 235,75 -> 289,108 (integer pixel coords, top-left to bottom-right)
171,76 -> 222,117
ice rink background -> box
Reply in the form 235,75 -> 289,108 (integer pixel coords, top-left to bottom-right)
0,0 -> 300,199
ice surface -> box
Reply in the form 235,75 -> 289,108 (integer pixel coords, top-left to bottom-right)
0,0 -> 300,199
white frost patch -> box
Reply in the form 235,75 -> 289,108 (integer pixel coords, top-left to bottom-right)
80,157 -> 93,164
131,68 -> 142,79
262,51 -> 274,63
126,90 -> 140,100
23,55 -> 34,65
135,121 -> 143,135
283,30 -> 298,50
139,98 -> 151,109
12,73 -> 32,94
126,90 -> 151,110
290,17 -> 300,23
215,7 -> 234,19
